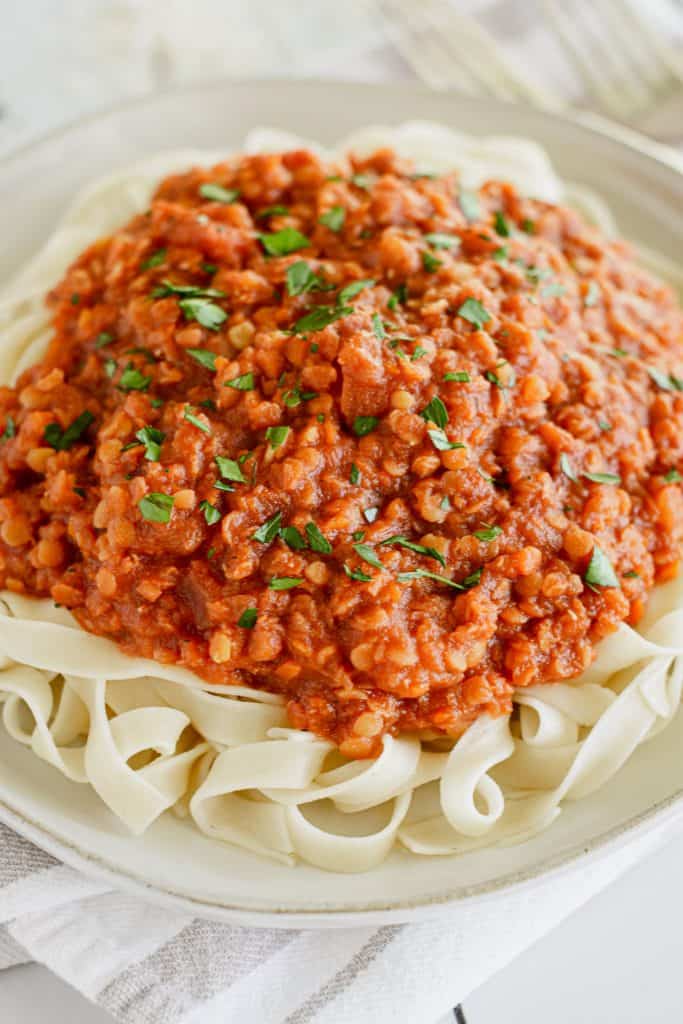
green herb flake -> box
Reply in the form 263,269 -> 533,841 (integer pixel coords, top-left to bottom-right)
268,576 -> 304,591
95,332 -> 113,349
255,205 -> 289,220
179,297 -> 227,331
443,371 -> 470,383
459,189 -> 480,222
664,469 -> 682,483
237,607 -> 258,628
474,524 -> 502,542
623,570 -> 640,579
584,545 -> 620,589
136,425 -> 165,461
521,218 -> 535,234
397,568 -> 464,589
428,428 -> 464,452
118,365 -> 152,392
306,522 -> 332,554
104,358 -> 117,379
152,280 -> 225,299
226,371 -> 255,391
560,452 -> 579,483
184,406 -> 211,434
319,205 -> 346,232
387,284 -> 407,311
286,261 -> 322,297
351,173 -> 374,190
0,416 -> 15,442
338,278 -> 375,304
199,182 -> 240,204
252,511 -> 283,544
598,420 -> 612,432
343,563 -> 373,582
494,210 -> 511,237
199,500 -> 221,525
280,525 -> 307,550
353,543 -> 384,570
294,304 -> 352,334
584,281 -> 601,307
420,395 -> 448,429
492,246 -> 508,262
138,492 -> 174,524
70,293 -> 80,305
215,455 -> 246,483
647,366 -> 683,392
259,227 -> 311,257
44,411 -> 95,452
371,312 -> 385,340
457,297 -> 492,329
349,462 -> 360,485
141,248 -> 167,271
379,534 -> 445,566
201,262 -> 218,275
150,398 -> 164,409
422,251 -> 442,273
352,530 -> 365,542
352,416 -> 379,437
425,232 -> 459,250
583,471 -> 621,485
265,425 -> 290,450
187,348 -> 218,371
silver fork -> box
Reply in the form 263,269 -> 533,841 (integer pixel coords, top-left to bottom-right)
377,0 -> 683,135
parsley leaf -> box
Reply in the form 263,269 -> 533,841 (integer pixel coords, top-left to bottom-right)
352,416 -> 378,437
457,298 -> 492,329
306,522 -> 332,553
269,576 -> 304,591
95,332 -> 113,348
265,425 -> 290,450
371,313 -> 385,340
343,563 -> 373,582
252,511 -> 282,544
494,211 -> 511,237
349,462 -> 360,485
215,455 -> 246,483
428,428 -> 464,452
664,469 -> 682,483
338,279 -> 375,304
44,411 -> 94,451
259,227 -> 310,256
353,543 -> 384,570
421,395 -> 448,429
199,500 -> 221,525
280,525 -> 307,550
184,406 -> 211,434
199,182 -> 240,203
238,607 -> 258,628
136,425 -> 165,461
425,233 -> 459,250
286,261 -> 328,297
443,371 -> 470,383
379,534 -> 446,566
422,251 -> 442,273
141,248 -> 167,270
187,348 -> 218,371
294,304 -> 352,334
560,452 -> 579,483
584,546 -> 620,589
226,372 -> 255,391
179,297 -> 227,331
319,206 -> 346,232
255,205 -> 289,220
474,524 -> 502,542
387,284 -> 407,310
138,492 -> 174,524
0,416 -> 15,443
583,471 -> 621,485
397,568 -> 465,589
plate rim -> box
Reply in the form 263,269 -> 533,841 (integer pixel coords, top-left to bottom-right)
1,77 -> 683,925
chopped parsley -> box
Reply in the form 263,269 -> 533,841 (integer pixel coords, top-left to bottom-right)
474,524 -> 502,542
352,416 -> 379,437
343,563 -> 373,582
494,211 -> 511,237
0,416 -> 15,443
199,182 -> 240,203
268,576 -> 304,591
420,395 -> 448,429
95,332 -> 113,348
664,469 -> 682,483
141,248 -> 167,270
199,500 -> 221,525
349,462 -> 360,485
585,281 -> 601,307
306,522 -> 332,553
583,471 -> 621,485
521,218 -> 535,234
387,284 -> 407,310
378,535 -> 445,566
152,280 -> 225,299
353,542 -> 384,570
294,304 -> 353,334
252,511 -> 283,544
237,607 -> 258,629
428,428 -> 464,452
70,293 -> 80,305
319,206 -> 346,231
135,425 -> 165,461
280,525 -> 307,550
44,411 -> 94,451
187,348 -> 218,371
397,568 -> 465,589
443,371 -> 470,383
286,261 -> 329,297
584,546 -> 620,589
598,420 -> 612,432
338,278 -> 375,304
351,173 -> 374,190
117,365 -> 151,392
179,297 -> 227,331
225,372 -> 255,391
215,455 -> 246,483
493,246 -> 508,262
459,189 -> 480,222
184,406 -> 211,434
411,346 -> 427,361
647,366 -> 683,392
371,313 -> 385,340
255,205 -> 289,220
265,425 -> 290,450
259,227 -> 310,256
424,233 -> 459,250
422,251 -> 442,273
283,386 -> 317,408
457,298 -> 492,329
138,492 -> 174,524
560,452 -> 579,483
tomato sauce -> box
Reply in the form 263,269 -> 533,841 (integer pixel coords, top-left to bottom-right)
0,147 -> 681,757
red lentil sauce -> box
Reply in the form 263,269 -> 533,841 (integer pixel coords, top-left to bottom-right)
1,147 -> 682,758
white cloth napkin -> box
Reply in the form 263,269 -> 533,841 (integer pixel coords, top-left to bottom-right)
2,815 -> 682,1023
1,2 -> 683,1022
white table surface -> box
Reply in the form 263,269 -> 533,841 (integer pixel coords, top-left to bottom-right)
3,827 -> 683,1023
2,3 -> 683,1021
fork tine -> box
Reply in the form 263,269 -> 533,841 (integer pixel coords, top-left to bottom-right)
422,0 -> 562,110
540,0 -> 636,118
378,0 -> 483,93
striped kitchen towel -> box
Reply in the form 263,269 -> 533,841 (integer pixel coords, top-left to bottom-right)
1,816 -> 680,1024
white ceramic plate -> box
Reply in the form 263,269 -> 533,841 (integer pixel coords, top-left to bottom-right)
1,80 -> 682,927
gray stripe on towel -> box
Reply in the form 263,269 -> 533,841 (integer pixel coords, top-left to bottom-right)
0,823 -> 58,887
283,926 -> 403,1024
99,917 -> 298,1023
